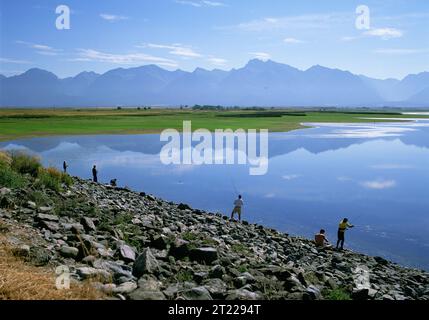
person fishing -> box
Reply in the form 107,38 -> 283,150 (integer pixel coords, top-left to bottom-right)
336,218 -> 354,250
92,165 -> 98,183
231,195 -> 244,221
315,229 -> 331,248
63,161 -> 68,173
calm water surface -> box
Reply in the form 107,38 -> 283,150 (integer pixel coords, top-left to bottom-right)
1,119 -> 429,270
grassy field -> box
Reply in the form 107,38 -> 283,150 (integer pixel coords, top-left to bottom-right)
0,108 -> 428,141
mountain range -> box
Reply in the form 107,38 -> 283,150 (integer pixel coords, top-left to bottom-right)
0,59 -> 428,107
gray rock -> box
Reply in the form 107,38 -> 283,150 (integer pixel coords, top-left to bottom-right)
76,267 -> 112,283
169,239 -> 191,259
118,244 -> 136,262
129,290 -> 166,300
209,265 -> 225,279
26,201 -> 37,209
133,248 -> 160,278
60,246 -> 79,259
81,217 -> 96,232
36,213 -> 59,222
203,278 -> 227,298
181,286 -> 213,300
226,289 -> 263,300
112,281 -> 138,294
190,247 -> 218,264
306,285 -> 322,300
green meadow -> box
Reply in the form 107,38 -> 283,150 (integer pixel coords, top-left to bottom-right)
0,108 -> 428,141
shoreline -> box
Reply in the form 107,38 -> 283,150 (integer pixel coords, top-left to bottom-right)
1,175 -> 428,300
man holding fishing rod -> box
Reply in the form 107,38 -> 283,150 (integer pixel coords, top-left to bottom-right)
336,218 -> 354,250
231,195 -> 244,222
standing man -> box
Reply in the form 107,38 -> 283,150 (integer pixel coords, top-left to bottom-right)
63,161 -> 68,173
231,195 -> 244,222
92,165 -> 98,183
336,218 -> 354,250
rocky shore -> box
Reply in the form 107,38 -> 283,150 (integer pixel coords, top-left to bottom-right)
1,178 -> 428,300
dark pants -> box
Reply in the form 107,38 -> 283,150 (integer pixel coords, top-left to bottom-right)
93,175 -> 97,183
336,230 -> 345,249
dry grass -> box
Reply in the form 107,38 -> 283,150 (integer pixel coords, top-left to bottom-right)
0,221 -> 105,300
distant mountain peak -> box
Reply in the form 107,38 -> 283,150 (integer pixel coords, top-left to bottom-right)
1,60 -> 428,107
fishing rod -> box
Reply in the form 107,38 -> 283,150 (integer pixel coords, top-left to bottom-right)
230,175 -> 240,196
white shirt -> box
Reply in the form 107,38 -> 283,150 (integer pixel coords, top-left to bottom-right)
234,199 -> 243,207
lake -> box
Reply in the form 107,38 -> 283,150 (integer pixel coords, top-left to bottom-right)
1,119 -> 429,271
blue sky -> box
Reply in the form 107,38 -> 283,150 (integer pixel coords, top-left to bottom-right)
0,0 -> 428,79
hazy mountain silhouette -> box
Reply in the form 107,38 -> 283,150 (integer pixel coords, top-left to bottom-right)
1,60 -> 428,107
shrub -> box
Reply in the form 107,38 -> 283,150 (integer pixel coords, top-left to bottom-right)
61,173 -> 73,187
10,152 -> 41,177
36,167 -> 61,192
0,151 -> 12,166
325,288 -> 352,300
0,162 -> 26,188
27,190 -> 50,207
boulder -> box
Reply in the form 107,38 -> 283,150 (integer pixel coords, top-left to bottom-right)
190,247 -> 218,264
60,246 -> 79,259
226,289 -> 263,300
169,239 -> 191,260
118,244 -> 136,262
181,286 -> 213,300
76,267 -> 112,283
129,290 -> 166,300
133,248 -> 160,278
36,213 -> 59,222
112,282 -> 138,294
209,265 -> 225,279
81,217 -> 96,232
177,203 -> 192,211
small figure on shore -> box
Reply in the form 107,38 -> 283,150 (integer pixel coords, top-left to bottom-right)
92,165 -> 98,183
315,229 -> 331,248
110,179 -> 117,187
231,195 -> 243,221
63,161 -> 68,173
336,218 -> 354,250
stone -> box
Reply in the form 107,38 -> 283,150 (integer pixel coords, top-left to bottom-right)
177,203 -> 192,211
352,288 -> 369,300
81,217 -> 96,232
190,247 -> 218,264
60,246 -> 79,259
133,248 -> 160,278
26,201 -> 37,209
39,220 -> 60,232
374,256 -> 389,266
28,247 -> 51,266
129,290 -> 166,300
36,213 -> 59,222
82,255 -> 96,265
150,235 -> 169,250
76,267 -> 112,283
38,206 -> 53,213
181,286 -> 213,300
226,289 -> 263,300
11,244 -> 30,257
118,244 -> 136,262
209,265 -> 225,279
112,281 -> 138,294
203,278 -> 228,298
306,285 -> 322,300
169,239 -> 191,259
